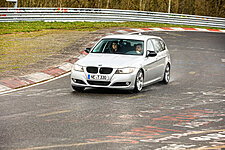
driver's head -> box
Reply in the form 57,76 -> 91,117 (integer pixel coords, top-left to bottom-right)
112,42 -> 118,49
136,44 -> 142,54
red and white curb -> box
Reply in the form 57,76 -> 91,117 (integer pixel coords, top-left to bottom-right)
0,27 -> 224,94
114,27 -> 225,34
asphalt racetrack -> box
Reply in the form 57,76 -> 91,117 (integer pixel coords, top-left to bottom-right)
0,31 -> 225,150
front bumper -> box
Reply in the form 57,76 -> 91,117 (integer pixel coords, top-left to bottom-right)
71,68 -> 137,90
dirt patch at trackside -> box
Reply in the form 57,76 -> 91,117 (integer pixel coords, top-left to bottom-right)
0,27 -> 125,80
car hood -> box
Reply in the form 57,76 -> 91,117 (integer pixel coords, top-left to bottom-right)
77,53 -> 144,68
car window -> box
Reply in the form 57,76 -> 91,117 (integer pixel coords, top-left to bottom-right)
147,39 -> 154,51
152,39 -> 163,53
91,39 -> 144,56
92,40 -> 107,53
159,40 -> 166,51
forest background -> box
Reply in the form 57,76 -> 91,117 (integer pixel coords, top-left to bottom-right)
1,0 -> 225,18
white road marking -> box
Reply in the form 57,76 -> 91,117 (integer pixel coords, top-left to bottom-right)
0,84 -> 12,92
170,27 -> 185,31
0,72 -> 71,95
151,28 -> 165,31
23,72 -> 53,83
58,62 -> 73,72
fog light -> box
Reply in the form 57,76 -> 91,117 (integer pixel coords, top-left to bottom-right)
72,78 -> 76,82
126,82 -> 131,85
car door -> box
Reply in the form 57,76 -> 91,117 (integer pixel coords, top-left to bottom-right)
151,38 -> 167,78
143,39 -> 158,83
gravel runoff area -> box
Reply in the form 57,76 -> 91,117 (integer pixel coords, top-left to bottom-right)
0,28 -> 123,80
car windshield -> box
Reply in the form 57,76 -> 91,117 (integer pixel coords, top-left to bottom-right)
91,39 -> 144,55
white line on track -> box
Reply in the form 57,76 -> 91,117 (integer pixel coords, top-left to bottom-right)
0,72 -> 71,95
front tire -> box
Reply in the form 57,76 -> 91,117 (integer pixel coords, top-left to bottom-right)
72,86 -> 85,92
133,70 -> 144,93
162,64 -> 170,84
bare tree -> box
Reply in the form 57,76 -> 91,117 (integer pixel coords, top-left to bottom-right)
1,0 -> 224,17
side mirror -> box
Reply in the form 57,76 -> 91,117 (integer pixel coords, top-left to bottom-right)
147,51 -> 157,57
85,47 -> 91,53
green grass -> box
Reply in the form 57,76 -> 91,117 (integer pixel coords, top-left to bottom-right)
0,29 -> 89,75
0,21 -> 222,35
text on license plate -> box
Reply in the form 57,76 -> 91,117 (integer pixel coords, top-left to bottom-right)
88,74 -> 109,80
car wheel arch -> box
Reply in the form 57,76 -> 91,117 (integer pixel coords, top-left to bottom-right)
139,68 -> 145,80
133,69 -> 145,93
166,62 -> 171,69
162,63 -> 171,84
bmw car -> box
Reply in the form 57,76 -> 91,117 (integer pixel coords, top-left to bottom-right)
71,34 -> 171,92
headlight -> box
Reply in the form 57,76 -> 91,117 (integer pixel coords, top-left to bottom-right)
73,64 -> 84,72
115,68 -> 135,74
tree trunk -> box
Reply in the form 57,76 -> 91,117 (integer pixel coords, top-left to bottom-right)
106,0 -> 110,9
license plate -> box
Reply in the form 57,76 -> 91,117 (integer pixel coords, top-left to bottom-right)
88,74 -> 109,80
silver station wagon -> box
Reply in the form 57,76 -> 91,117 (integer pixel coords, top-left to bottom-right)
71,34 -> 171,92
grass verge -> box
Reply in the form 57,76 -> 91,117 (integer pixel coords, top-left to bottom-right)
0,29 -> 89,74
0,21 -> 222,35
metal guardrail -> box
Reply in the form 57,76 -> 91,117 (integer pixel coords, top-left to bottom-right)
0,8 -> 225,28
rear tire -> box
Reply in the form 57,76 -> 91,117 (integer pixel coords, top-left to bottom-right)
72,86 -> 85,92
133,70 -> 144,93
162,64 -> 170,84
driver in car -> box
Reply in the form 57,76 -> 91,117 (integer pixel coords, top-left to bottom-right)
136,44 -> 143,54
112,41 -> 119,53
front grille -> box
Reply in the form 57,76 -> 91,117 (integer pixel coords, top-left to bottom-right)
86,67 -> 113,74
99,67 -> 113,74
87,81 -> 110,86
87,67 -> 98,73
